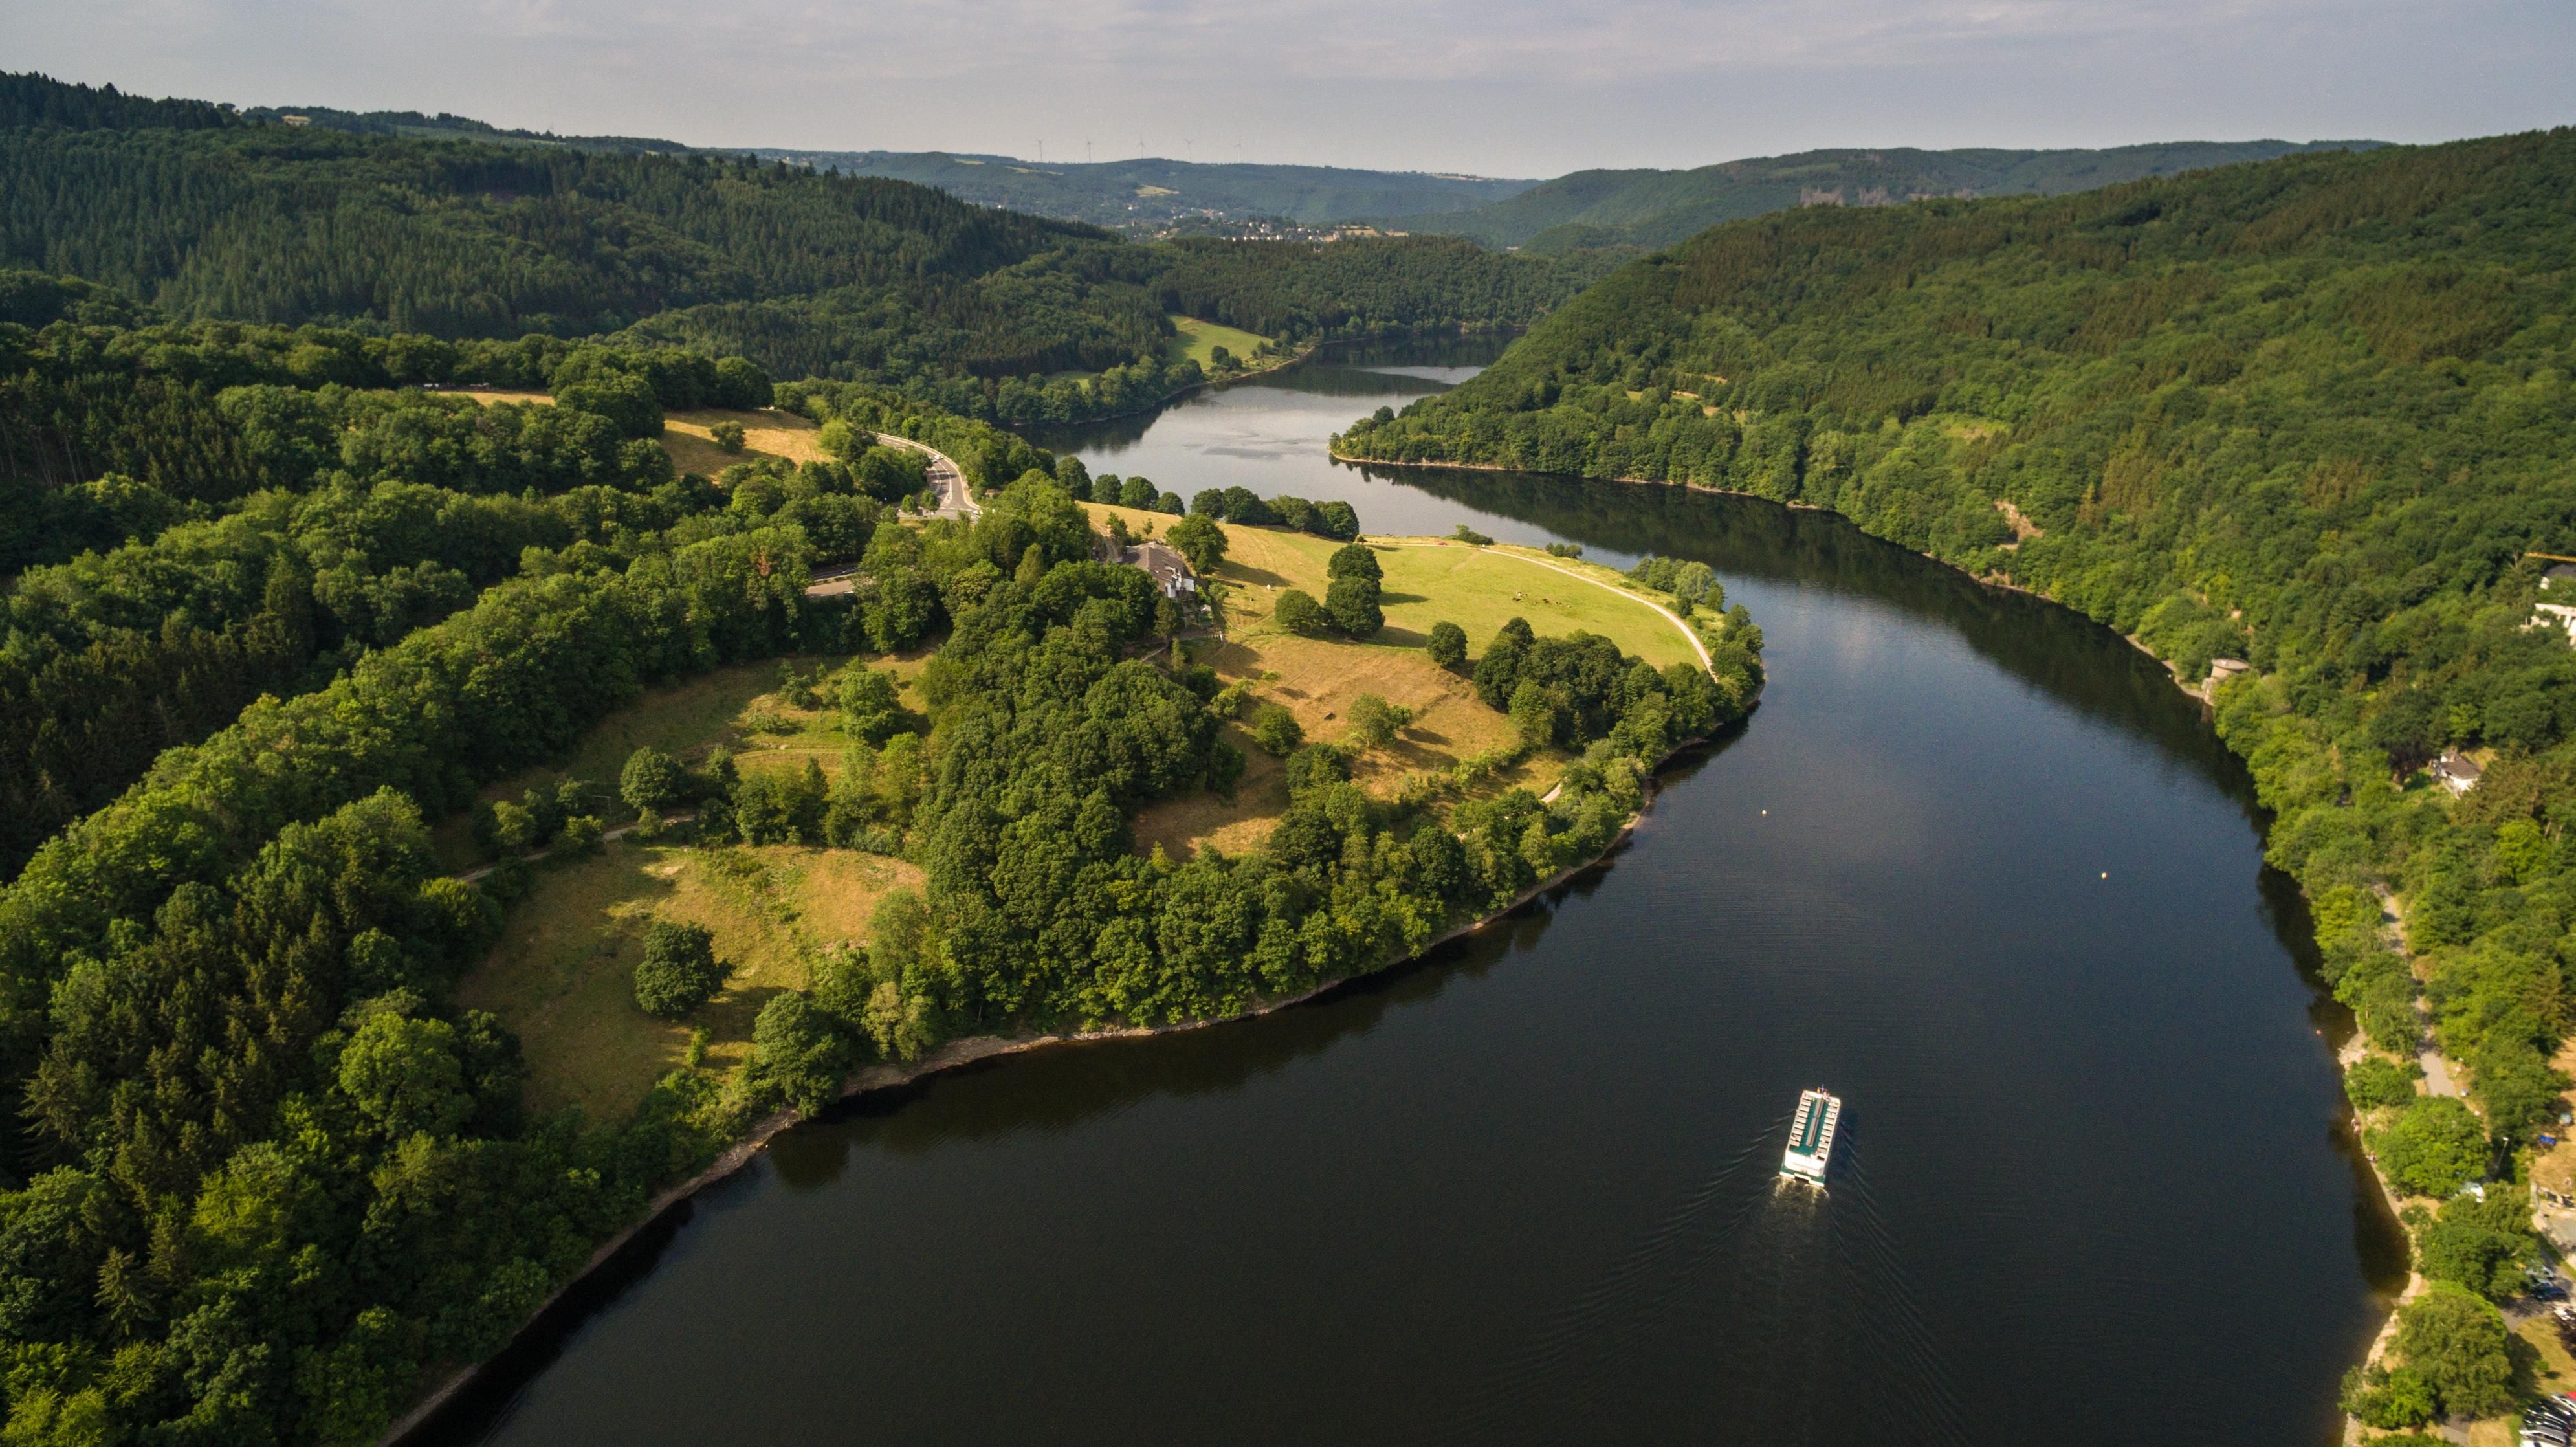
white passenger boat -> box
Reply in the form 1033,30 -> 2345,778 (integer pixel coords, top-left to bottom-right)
1779,1088 -> 1841,1185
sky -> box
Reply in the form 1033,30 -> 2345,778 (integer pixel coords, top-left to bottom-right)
10,0 -> 2575,177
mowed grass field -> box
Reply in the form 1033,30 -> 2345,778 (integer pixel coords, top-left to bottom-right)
1165,315 -> 1271,370
1090,503 -> 1702,858
456,841 -> 921,1120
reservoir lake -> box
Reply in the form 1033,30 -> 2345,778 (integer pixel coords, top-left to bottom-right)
424,338 -> 2406,1446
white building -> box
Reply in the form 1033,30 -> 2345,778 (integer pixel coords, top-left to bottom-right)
2431,749 -> 2484,797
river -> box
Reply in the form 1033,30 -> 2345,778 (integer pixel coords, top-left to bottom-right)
424,338 -> 2405,1446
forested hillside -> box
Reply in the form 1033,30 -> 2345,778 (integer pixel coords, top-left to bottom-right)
754,149 -> 1535,232
0,73 -> 1605,429
1342,131 -> 2576,1258
1386,140 -> 2374,253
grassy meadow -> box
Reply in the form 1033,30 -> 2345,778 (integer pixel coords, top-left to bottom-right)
1090,503 -> 1703,857
1164,314 -> 1271,370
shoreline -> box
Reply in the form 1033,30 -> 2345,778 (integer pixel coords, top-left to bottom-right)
1330,447 -> 2434,1430
378,703 -> 1752,1446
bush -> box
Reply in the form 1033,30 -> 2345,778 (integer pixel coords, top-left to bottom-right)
1275,588 -> 1328,635
2345,1055 -> 2423,1111
1453,524 -> 1493,546
1426,621 -> 1469,670
2339,1364 -> 2438,1430
2370,1095 -> 2488,1198
1345,693 -> 1413,749
710,420 -> 747,453
1250,703 -> 1305,757
1545,542 -> 1582,558
558,814 -> 604,854
634,922 -> 727,1019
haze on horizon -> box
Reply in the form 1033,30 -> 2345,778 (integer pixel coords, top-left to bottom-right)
7,0 -> 2573,178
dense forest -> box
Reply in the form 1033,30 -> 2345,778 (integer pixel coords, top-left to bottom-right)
1341,129 -> 2576,1415
0,305 -> 1759,1441
0,72 -> 1607,430
0,339 -> 1068,1442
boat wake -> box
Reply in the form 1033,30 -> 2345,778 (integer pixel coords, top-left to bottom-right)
1431,1107 -> 1971,1446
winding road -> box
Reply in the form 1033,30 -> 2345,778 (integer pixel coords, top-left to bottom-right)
872,434 -> 978,520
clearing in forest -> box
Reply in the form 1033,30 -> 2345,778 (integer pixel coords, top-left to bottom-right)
1090,503 -> 1705,858
1165,315 -> 1272,370
448,657 -> 931,1119
458,391 -> 834,477
458,842 -> 921,1120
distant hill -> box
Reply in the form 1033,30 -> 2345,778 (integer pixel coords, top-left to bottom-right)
753,150 -> 1539,232
1384,141 -> 2383,251
237,104 -> 689,155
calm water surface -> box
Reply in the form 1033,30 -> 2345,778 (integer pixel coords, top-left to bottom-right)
429,340 -> 2404,1446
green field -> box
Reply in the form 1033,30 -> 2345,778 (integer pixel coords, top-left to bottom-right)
1090,504 -> 1704,858
1165,314 -> 1272,370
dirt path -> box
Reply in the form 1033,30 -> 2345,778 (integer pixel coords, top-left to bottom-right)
1372,540 -> 1715,672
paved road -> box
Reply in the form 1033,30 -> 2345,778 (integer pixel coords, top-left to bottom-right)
873,434 -> 978,520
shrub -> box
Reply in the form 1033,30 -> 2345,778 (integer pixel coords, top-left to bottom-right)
1427,621 -> 1469,670
634,922 -> 727,1019
2339,1364 -> 2438,1430
558,815 -> 604,854
2344,1055 -> 2423,1111
1275,588 -> 1328,635
1345,693 -> 1413,749
1250,703 -> 1305,757
710,420 -> 747,453
1453,524 -> 1493,546
1545,542 -> 1582,558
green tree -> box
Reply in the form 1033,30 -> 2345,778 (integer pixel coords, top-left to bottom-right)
2370,1096 -> 2487,1197
634,922 -> 727,1019
710,420 -> 747,453
1167,513 -> 1229,575
621,746 -> 684,815
336,1013 -> 474,1138
2392,1283 -> 2514,1417
1326,542 -> 1383,582
2339,1364 -> 2438,1430
838,664 -> 903,744
1345,693 -> 1413,750
2344,1055 -> 2423,1111
1426,621 -> 1469,670
1119,476 -> 1158,509
1325,574 -> 1383,637
1250,703 -> 1305,757
745,993 -> 854,1115
1274,588 -> 1328,635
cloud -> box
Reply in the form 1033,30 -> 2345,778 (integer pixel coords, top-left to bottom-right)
5,0 -> 2570,171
